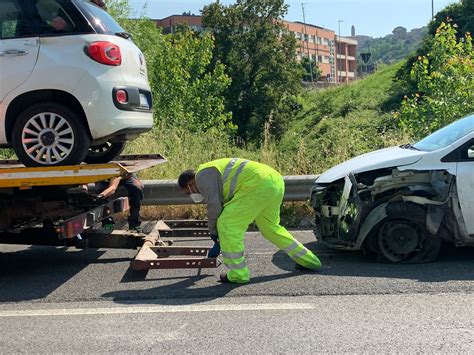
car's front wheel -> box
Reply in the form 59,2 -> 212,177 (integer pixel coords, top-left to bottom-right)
12,103 -> 90,167
375,202 -> 441,263
83,141 -> 126,164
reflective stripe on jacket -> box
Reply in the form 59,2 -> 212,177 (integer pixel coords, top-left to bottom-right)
197,158 -> 249,203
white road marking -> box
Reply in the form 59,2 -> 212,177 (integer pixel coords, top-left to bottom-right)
0,303 -> 317,318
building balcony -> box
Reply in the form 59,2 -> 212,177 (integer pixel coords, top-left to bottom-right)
338,71 -> 355,78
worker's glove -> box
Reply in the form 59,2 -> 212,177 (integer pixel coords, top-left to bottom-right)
208,234 -> 220,258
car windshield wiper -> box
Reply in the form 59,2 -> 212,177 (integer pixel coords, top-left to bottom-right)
399,143 -> 421,151
115,31 -> 132,39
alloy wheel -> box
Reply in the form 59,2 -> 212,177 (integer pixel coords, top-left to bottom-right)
21,112 -> 75,165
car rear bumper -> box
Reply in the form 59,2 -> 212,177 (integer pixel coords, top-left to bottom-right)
112,86 -> 153,112
73,68 -> 154,140
92,126 -> 153,145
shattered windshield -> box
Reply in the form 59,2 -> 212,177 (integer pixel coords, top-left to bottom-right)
413,114 -> 474,152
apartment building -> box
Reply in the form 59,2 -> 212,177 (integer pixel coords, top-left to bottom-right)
154,14 -> 203,34
336,36 -> 357,82
154,15 -> 357,83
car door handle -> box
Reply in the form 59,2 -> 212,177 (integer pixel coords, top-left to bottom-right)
0,50 -> 28,57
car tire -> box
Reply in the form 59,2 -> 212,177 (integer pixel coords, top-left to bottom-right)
83,141 -> 126,164
12,103 -> 90,167
374,202 -> 441,263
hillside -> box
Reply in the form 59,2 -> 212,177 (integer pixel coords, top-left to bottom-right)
279,63 -> 406,174
355,26 -> 427,66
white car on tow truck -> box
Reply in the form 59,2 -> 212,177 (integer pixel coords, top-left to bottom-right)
311,113 -> 474,263
0,0 -> 152,166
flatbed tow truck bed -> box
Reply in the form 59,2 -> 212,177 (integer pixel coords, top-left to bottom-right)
0,155 -> 220,271
0,154 -> 165,188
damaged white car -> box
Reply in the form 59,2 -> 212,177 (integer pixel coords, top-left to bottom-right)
310,113 -> 474,263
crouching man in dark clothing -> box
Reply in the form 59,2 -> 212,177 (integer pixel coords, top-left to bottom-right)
95,174 -> 144,231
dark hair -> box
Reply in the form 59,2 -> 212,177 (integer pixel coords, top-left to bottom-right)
178,170 -> 196,188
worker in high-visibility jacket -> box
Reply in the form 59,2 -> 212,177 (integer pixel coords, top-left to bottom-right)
178,158 -> 322,284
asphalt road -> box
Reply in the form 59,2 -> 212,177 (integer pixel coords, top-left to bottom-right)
0,230 -> 473,352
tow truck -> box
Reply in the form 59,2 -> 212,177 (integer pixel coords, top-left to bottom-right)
0,155 -> 220,271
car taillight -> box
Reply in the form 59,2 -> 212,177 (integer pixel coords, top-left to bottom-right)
116,89 -> 128,104
86,41 -> 121,66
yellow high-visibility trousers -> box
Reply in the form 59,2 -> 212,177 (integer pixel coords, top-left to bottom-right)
217,169 -> 321,284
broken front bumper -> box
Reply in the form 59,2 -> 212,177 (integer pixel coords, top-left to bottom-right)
311,175 -> 363,250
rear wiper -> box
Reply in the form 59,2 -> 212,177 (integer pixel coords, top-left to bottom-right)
115,31 -> 132,39
399,143 -> 420,151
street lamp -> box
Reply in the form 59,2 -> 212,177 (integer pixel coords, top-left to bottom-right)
338,20 -> 344,83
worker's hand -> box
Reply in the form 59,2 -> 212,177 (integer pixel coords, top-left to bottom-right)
92,193 -> 105,202
210,233 -> 219,243
208,241 -> 220,258
208,234 -> 220,257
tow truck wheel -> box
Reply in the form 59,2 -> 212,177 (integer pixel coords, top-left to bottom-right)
375,202 -> 441,263
84,141 -> 126,164
12,103 -> 90,167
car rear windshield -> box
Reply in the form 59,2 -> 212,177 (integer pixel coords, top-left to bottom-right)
413,114 -> 474,152
74,0 -> 124,35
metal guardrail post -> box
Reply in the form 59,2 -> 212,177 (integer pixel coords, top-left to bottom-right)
141,175 -> 319,205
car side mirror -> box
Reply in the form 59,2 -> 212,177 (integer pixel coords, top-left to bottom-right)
468,145 -> 474,159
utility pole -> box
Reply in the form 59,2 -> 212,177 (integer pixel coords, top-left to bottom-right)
301,3 -> 314,82
338,19 -> 344,83
432,0 -> 434,20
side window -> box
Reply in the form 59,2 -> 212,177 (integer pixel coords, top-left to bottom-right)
468,146 -> 474,160
3,0 -> 82,38
441,138 -> 474,163
460,139 -> 474,161
35,0 -> 78,34
0,0 -> 20,39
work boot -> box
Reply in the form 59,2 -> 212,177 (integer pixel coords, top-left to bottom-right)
295,263 -> 317,271
128,222 -> 142,233
219,272 -> 230,283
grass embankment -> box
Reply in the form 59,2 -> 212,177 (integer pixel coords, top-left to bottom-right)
279,62 -> 406,175
128,63 -> 407,225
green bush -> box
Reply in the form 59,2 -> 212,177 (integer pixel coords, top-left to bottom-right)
398,22 -> 474,139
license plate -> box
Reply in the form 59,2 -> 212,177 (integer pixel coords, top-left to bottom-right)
139,93 -> 149,109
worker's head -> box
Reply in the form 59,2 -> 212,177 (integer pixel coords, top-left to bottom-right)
178,170 -> 203,203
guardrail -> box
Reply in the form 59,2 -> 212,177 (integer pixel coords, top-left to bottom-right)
142,175 -> 319,205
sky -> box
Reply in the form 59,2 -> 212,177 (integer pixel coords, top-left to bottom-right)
129,0 -> 458,38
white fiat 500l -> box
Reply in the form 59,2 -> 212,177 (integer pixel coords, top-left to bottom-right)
311,114 -> 474,263
0,0 -> 153,166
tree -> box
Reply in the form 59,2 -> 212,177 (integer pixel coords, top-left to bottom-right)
392,0 -> 474,108
397,22 -> 474,139
106,0 -> 234,133
202,0 -> 302,141
300,57 -> 321,82
428,0 -> 474,37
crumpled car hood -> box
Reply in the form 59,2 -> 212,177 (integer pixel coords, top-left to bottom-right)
316,146 -> 425,183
